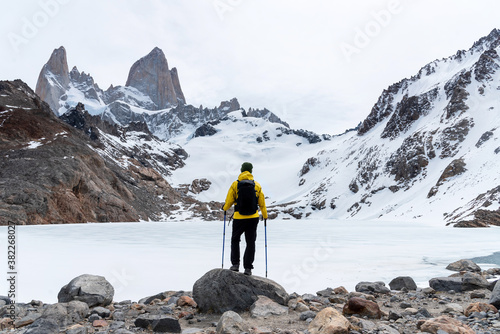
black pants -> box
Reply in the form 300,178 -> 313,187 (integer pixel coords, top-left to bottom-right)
231,217 -> 259,269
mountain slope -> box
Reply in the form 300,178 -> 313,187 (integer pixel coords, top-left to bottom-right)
0,80 -> 221,225
289,28 -> 500,226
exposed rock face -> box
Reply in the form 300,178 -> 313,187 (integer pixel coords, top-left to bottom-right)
0,80 -> 223,225
192,269 -> 289,313
125,47 -> 185,109
35,46 -> 70,114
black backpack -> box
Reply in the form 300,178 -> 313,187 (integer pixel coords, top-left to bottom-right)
235,180 -> 258,215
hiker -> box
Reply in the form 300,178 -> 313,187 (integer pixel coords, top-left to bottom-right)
222,162 -> 268,276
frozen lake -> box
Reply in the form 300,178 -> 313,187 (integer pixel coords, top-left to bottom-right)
1,219 -> 499,303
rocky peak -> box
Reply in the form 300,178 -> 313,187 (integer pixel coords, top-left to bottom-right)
125,47 -> 186,110
35,46 -> 70,115
471,28 -> 500,53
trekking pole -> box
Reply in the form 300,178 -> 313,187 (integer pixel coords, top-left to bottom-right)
222,212 -> 226,269
264,219 -> 268,277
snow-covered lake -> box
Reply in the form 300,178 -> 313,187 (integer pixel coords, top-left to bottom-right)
1,219 -> 499,303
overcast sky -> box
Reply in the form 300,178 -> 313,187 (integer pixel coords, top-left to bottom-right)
1,0 -> 499,134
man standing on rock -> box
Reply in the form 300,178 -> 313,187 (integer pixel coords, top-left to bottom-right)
223,162 -> 268,276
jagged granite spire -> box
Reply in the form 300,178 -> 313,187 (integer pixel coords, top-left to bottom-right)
125,47 -> 186,109
35,46 -> 70,114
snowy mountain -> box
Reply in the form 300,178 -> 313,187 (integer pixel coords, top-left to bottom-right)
286,28 -> 500,226
35,46 -> 290,140
13,29 -> 500,227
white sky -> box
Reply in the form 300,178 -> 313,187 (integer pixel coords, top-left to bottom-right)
1,0 -> 499,134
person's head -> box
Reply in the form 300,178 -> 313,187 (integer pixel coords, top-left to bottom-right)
241,162 -> 253,173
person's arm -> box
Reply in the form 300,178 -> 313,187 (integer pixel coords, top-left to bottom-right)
257,185 -> 268,220
223,181 -> 237,211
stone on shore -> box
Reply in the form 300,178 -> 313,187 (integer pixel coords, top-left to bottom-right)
342,297 -> 382,319
192,269 -> 289,313
446,259 -> 481,273
419,315 -> 475,334
429,272 -> 489,292
464,302 -> 498,316
134,314 -> 181,333
250,295 -> 288,318
58,274 -> 114,307
216,311 -> 249,334
355,281 -> 390,294
308,307 -> 350,334
490,279 -> 500,307
389,276 -> 417,291
40,301 -> 89,327
25,318 -> 59,334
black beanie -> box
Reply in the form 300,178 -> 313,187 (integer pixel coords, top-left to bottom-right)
241,162 -> 253,173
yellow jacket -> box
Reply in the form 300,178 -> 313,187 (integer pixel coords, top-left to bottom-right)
223,171 -> 268,220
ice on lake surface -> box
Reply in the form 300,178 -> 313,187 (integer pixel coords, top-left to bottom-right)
0,219 -> 499,303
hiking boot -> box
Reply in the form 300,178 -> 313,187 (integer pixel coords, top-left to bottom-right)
244,268 -> 252,276
229,265 -> 239,272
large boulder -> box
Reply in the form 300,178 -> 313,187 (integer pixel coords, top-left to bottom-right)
446,259 -> 481,272
57,274 -> 114,307
308,307 -> 350,334
389,276 -> 417,291
193,269 -> 289,313
465,302 -> 498,316
429,273 -> 489,292
490,280 -> 500,308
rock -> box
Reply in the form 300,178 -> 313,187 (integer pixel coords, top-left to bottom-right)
317,288 -> 334,297
333,286 -> 348,295
134,314 -> 181,333
446,259 -> 481,272
462,272 -> 490,290
349,316 -> 376,330
308,307 -> 350,334
58,274 -> 114,307
92,319 -> 108,327
194,124 -> 217,137
13,313 -> 41,328
355,281 -> 390,294
464,302 -> 498,316
66,324 -> 87,334
300,310 -> 317,321
35,46 -> 70,114
444,303 -> 464,314
342,297 -> 382,319
216,311 -> 249,334
489,279 -> 500,307
250,295 -> 288,318
192,269 -> 288,313
177,295 -> 197,307
90,306 -> 111,318
295,302 -> 310,312
40,301 -> 89,327
389,276 -> 417,290
470,291 -> 486,299
429,277 -> 462,292
25,318 -> 59,334
125,47 -> 185,109
420,315 -> 474,334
